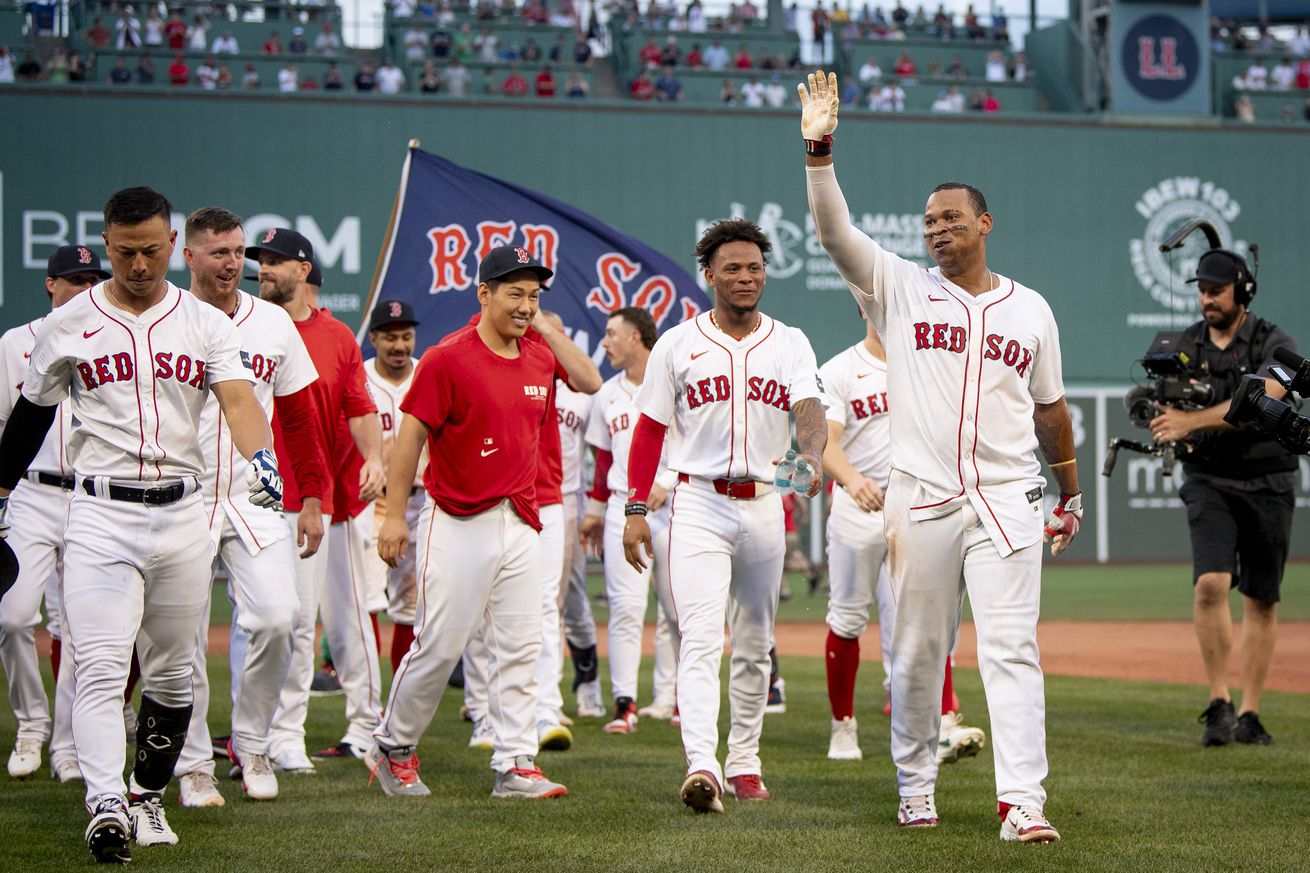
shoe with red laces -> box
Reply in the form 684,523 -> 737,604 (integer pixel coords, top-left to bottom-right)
603,697 -> 638,734
679,770 -> 724,814
365,744 -> 430,797
491,756 -> 568,798
726,774 -> 771,800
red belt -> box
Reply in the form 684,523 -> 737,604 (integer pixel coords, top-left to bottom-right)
677,473 -> 770,500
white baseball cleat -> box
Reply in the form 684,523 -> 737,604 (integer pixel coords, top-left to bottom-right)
128,796 -> 179,847
937,711 -> 986,764
575,679 -> 605,718
240,753 -> 279,801
468,717 -> 495,750
50,753 -> 83,783
537,720 -> 573,752
898,794 -> 940,828
177,771 -> 225,808
270,747 -> 317,774
7,737 -> 42,778
85,794 -> 132,864
999,804 -> 1061,843
491,757 -> 568,799
827,716 -> 863,761
637,699 -> 677,721
365,744 -> 431,797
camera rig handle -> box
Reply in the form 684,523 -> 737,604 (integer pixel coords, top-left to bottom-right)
1157,219 -> 1223,253
1102,438 -> 1184,477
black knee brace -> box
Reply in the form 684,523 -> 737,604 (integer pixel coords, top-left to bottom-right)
133,694 -> 193,793
568,640 -> 598,689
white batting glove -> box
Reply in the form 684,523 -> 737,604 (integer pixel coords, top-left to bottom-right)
0,495 -> 9,540
1043,492 -> 1083,557
246,448 -> 283,509
797,69 -> 840,141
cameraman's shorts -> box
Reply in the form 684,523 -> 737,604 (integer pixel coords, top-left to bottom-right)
1179,472 -> 1295,603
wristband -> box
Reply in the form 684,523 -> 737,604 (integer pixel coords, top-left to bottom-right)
804,134 -> 833,157
624,501 -> 649,517
1049,458 -> 1077,468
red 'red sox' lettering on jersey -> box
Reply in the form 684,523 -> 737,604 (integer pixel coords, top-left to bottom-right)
850,390 -> 888,420
913,321 -> 1034,378
683,375 -> 791,411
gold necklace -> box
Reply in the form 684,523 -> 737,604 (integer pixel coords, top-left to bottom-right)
709,310 -> 762,338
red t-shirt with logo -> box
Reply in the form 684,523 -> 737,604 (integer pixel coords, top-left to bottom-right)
402,323 -> 558,530
272,307 -> 376,514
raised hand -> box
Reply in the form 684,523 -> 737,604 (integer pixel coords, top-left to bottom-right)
797,69 -> 840,141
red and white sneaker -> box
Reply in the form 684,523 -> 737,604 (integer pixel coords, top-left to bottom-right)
999,803 -> 1060,843
603,697 -> 638,734
679,770 -> 724,814
365,744 -> 430,798
726,774 -> 771,800
491,757 -> 568,798
898,795 -> 940,828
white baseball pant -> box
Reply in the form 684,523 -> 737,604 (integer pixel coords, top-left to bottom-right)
61,487 -> 211,805
884,470 -> 1048,809
825,485 -> 894,681
376,499 -> 542,774
667,478 -> 784,784
602,496 -> 676,703
45,573 -> 77,764
0,479 -> 70,742
359,507 -> 389,614
534,502 -> 566,722
174,518 -> 300,775
385,490 -> 426,626
321,515 -> 382,749
561,497 -> 597,650
650,602 -> 679,707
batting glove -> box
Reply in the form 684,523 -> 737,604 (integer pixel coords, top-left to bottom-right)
1043,492 -> 1082,557
246,448 -> 283,509
0,495 -> 9,540
798,69 -> 840,140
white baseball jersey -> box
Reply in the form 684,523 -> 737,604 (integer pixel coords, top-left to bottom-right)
807,165 -> 1065,555
636,312 -> 824,481
556,380 -> 592,496
586,372 -> 670,494
818,342 -> 891,489
23,281 -> 253,481
0,317 -> 73,477
364,355 -> 419,442
198,290 -> 318,551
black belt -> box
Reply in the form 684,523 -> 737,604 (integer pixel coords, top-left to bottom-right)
82,479 -> 188,506
29,472 -> 75,491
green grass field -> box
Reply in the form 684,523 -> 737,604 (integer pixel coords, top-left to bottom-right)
4,563 -> 1309,871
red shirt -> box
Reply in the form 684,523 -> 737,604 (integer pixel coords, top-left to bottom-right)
686,49 -> 703,68
272,308 -> 375,514
639,43 -> 661,65
630,77 -> 654,99
402,324 -> 558,530
734,51 -> 753,69
168,61 -> 189,85
503,74 -> 528,96
165,21 -> 186,48
535,72 -> 556,97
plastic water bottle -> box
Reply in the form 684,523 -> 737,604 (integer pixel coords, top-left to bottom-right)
791,457 -> 815,497
774,449 -> 797,489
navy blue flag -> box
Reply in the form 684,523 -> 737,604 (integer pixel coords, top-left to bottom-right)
361,147 -> 710,362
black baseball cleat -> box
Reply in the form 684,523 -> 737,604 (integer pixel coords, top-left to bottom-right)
1198,698 -> 1237,746
1234,712 -> 1273,745
85,796 -> 132,864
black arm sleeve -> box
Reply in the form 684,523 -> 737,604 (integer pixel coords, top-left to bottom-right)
0,397 -> 59,490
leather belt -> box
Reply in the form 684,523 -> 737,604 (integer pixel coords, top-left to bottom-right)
27,471 -> 75,491
677,473 -> 772,500
82,479 -> 189,506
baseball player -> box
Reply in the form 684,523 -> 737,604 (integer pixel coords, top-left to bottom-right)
369,245 -> 569,800
169,207 -> 328,807
801,71 -> 1081,842
0,187 -> 283,862
246,229 -> 382,772
818,315 -> 985,764
0,245 -> 108,782
580,307 -> 681,731
563,518 -> 604,718
623,220 -> 827,814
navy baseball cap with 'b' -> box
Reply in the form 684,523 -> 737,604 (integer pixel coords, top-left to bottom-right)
47,244 -> 111,280
368,299 -> 419,332
478,245 -> 553,285
244,227 -> 315,264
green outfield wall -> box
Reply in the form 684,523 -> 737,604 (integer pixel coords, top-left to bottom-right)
3,86 -> 1308,560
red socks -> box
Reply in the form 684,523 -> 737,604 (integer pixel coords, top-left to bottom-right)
50,638 -> 61,684
370,613 -> 382,655
390,623 -> 415,673
941,657 -> 955,714
825,629 -> 861,720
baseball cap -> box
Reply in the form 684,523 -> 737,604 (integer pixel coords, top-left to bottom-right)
1187,250 -> 1243,285
307,260 -> 323,286
292,26 -> 304,35
244,227 -> 315,264
47,245 -> 111,280
478,245 -> 553,285
368,299 -> 419,332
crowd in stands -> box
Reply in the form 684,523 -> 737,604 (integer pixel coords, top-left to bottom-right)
635,34 -> 801,72
802,1 -> 1009,45
1212,20 -> 1309,55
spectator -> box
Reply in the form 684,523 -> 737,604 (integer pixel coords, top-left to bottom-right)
475,28 -> 499,63
741,74 -> 766,106
535,64 -> 556,97
982,89 -> 1000,111
858,55 -> 882,86
892,2 -> 909,27
500,41 -> 522,63
452,23 -> 475,62
288,27 -> 309,55
964,4 -> 984,40
164,11 -> 186,50
522,36 -> 542,62
67,51 -> 86,82
1244,59 -> 1268,90
241,61 -> 260,89
108,56 -> 133,85
739,0 -> 759,22
1280,103 -> 1296,122
968,85 -> 985,110
136,53 -> 156,84
566,70 -> 588,98
894,51 -> 916,81
689,0 -> 708,33
115,7 -> 143,50
1270,57 -> 1294,91
1295,57 -> 1310,89
759,52 -> 777,71
630,69 -> 655,100
912,5 -> 929,30
1289,25 -> 1310,58
420,60 -> 442,92
299,74 -> 319,92
405,22 -> 429,62
550,0 -> 578,29
85,18 -> 111,50
721,77 -> 739,104
812,2 -> 830,44
217,63 -> 232,89
654,64 -> 682,101
639,37 -> 661,68
704,38 -> 729,71
733,43 -> 753,69
946,54 -> 967,79
1008,50 -> 1027,80
870,78 -> 906,111
168,52 -> 190,86
196,56 -> 219,90
502,64 -> 528,96
660,35 -> 681,67
213,31 -> 240,55
445,57 -> 471,95
356,61 -> 377,92
686,43 -> 704,68
933,4 -> 953,39
316,22 -> 341,56
14,51 -> 39,81
927,58 -> 942,76
431,27 -> 453,58
546,34 -> 567,64
46,47 -> 69,84
841,74 -> 861,104
144,8 -> 164,47
323,61 -> 344,90
992,7 -> 1009,42
1304,95 -> 1310,121
1255,25 -> 1277,55
262,31 -> 282,55
783,1 -> 798,33
188,16 -> 210,52
278,61 -> 299,92
764,73 -> 788,107
377,57 -> 407,93
394,0 -> 418,17
574,37 -> 593,67
1234,93 -> 1255,122
931,84 -> 965,111
985,49 -> 1006,82
522,0 -> 548,25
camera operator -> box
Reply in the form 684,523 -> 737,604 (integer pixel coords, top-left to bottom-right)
1148,250 -> 1297,748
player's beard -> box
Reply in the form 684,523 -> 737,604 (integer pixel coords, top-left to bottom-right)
259,273 -> 298,306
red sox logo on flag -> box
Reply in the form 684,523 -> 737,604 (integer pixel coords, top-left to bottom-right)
262,228 -> 277,245
77,247 -> 94,265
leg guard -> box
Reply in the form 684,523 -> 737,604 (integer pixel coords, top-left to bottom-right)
133,694 -> 193,794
